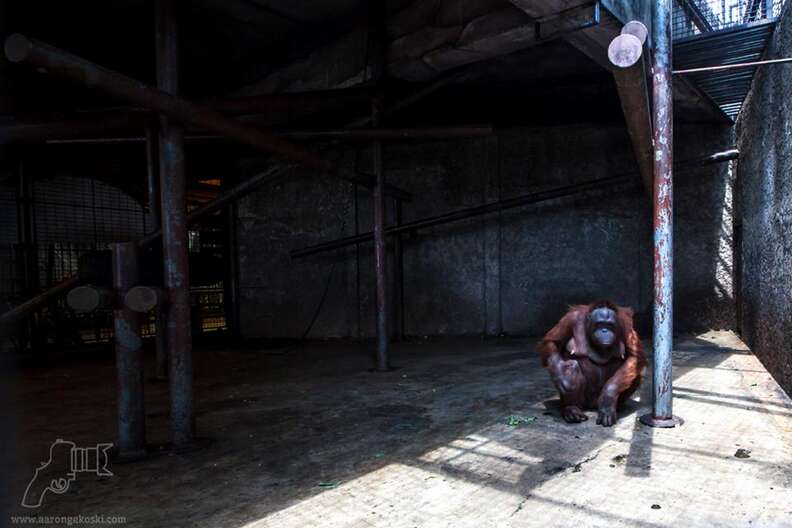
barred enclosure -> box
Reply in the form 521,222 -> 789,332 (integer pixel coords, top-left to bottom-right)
1,171 -> 227,352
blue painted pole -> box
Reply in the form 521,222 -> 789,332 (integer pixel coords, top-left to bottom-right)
641,0 -> 683,428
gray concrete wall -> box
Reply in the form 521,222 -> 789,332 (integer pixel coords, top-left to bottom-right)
735,2 -> 792,395
238,122 -> 735,339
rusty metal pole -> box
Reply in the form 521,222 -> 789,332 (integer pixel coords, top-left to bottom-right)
641,0 -> 682,428
372,99 -> 389,371
145,122 -> 168,380
392,198 -> 405,341
156,0 -> 194,446
223,174 -> 241,341
145,123 -> 161,227
112,242 -> 146,459
369,0 -> 389,371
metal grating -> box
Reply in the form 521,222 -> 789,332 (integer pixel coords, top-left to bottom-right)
0,185 -> 18,309
673,0 -> 784,39
31,175 -> 150,346
6,173 -> 228,349
674,20 -> 778,118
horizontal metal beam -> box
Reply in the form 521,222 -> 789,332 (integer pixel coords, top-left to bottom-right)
609,27 -> 654,196
674,55 -> 792,74
4,34 -> 411,201
139,164 -> 291,247
277,126 -> 494,141
15,123 -> 493,144
291,148 -> 739,259
204,86 -> 377,115
292,175 -> 631,258
0,110 -> 152,142
0,275 -> 80,327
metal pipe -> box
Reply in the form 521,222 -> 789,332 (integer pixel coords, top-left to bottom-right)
345,68 -> 472,129
156,0 -> 194,448
38,126 -> 493,144
372,100 -> 389,371
204,87 -> 376,115
0,275 -> 79,326
111,242 -> 147,459
224,176 -> 241,341
145,120 -> 167,380
673,56 -> 792,74
678,147 -> 739,167
392,198 -> 405,341
145,122 -> 161,226
370,0 -> 389,371
641,0 -> 682,429
293,173 -> 632,258
291,148 -> 738,259
139,165 -> 288,248
3,33 -> 411,201
0,110 -> 151,143
277,126 -> 493,141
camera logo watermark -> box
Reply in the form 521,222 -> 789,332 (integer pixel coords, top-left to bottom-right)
22,439 -> 113,508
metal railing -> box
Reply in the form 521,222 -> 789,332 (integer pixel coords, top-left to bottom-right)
673,0 -> 785,39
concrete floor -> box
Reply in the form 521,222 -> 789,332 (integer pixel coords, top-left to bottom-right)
3,331 -> 792,527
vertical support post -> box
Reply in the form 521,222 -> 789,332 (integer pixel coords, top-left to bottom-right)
145,123 -> 161,226
112,242 -> 147,459
156,0 -> 194,446
392,198 -> 405,341
146,122 -> 168,380
641,0 -> 683,428
369,0 -> 389,371
15,157 -> 37,352
372,98 -> 389,371
224,175 -> 240,340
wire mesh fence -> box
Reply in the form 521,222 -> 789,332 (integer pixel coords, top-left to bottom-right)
3,172 -> 227,351
673,0 -> 786,39
0,185 -> 18,309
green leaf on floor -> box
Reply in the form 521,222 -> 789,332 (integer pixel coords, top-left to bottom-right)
318,481 -> 341,489
507,415 -> 537,426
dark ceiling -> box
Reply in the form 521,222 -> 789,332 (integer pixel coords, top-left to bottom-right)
5,0 -> 368,105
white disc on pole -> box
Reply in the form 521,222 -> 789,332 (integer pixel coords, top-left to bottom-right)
608,33 -> 643,68
621,20 -> 648,45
